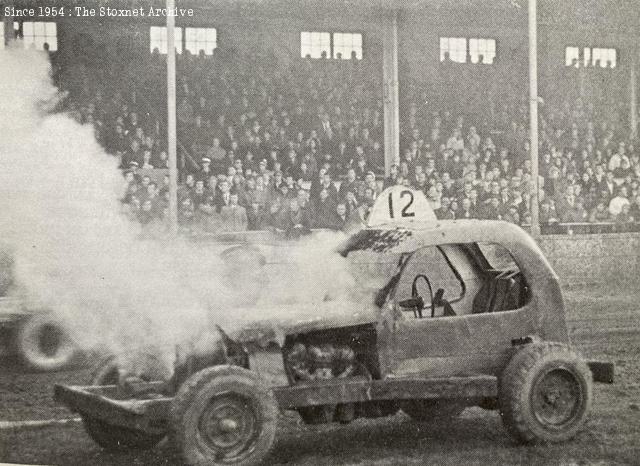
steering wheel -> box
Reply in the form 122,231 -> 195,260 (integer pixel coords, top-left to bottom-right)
398,274 -> 434,318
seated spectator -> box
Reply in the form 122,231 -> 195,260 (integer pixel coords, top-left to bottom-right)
588,200 -> 611,223
327,203 -> 349,231
609,187 -> 630,217
219,194 -> 248,232
615,204 -> 635,232
313,188 -> 337,228
283,198 -> 312,239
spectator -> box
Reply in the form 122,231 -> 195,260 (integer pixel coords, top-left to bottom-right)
219,193 -> 248,232
608,187 -> 630,217
283,198 -> 312,238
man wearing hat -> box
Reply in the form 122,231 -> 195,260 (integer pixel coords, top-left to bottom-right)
197,157 -> 214,182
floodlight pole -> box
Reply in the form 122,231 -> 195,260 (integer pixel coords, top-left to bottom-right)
528,0 -> 541,238
166,0 -> 178,235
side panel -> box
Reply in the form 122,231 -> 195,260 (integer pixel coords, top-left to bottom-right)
390,303 -> 543,378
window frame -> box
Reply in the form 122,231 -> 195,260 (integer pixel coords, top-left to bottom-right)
19,21 -> 58,51
565,45 -> 618,69
184,26 -> 218,56
149,25 -> 184,54
468,37 -> 497,64
300,30 -> 364,60
439,36 -> 497,65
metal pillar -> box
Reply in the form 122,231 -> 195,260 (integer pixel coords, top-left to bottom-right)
528,0 -> 541,238
166,0 -> 178,235
631,51 -> 637,139
382,10 -> 400,175
2,14 -> 12,46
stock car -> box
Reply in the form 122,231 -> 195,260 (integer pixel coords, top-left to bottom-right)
54,186 -> 614,466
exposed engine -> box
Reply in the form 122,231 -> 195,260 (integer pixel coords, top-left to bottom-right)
285,342 -> 357,382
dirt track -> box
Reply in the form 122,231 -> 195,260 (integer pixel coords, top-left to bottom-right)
2,285 -> 639,465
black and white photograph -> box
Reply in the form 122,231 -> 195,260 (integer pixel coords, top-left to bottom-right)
0,1 -> 637,464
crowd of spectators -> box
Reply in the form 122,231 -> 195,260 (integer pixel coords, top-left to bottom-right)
56,45 -> 640,235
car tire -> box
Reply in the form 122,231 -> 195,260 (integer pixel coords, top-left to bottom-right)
81,352 -> 170,451
15,314 -> 76,372
400,399 -> 465,422
499,342 -> 592,444
170,365 -> 278,466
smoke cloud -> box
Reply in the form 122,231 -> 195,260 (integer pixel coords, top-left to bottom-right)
0,47 -> 368,370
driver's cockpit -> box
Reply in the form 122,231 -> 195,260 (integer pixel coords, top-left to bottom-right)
392,243 -> 528,319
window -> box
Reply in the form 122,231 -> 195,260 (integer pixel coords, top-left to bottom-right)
440,37 -> 497,65
591,47 -> 617,68
185,27 -> 217,55
21,22 -> 57,51
440,37 -> 467,63
469,38 -> 496,64
300,31 -> 363,59
565,46 -> 617,69
149,26 -> 183,54
300,31 -> 331,59
565,46 -> 580,67
333,32 -> 362,60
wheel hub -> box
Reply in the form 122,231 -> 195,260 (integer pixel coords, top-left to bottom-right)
199,394 -> 258,459
533,368 -> 582,427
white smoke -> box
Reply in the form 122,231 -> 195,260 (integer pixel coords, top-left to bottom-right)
0,47 -> 369,369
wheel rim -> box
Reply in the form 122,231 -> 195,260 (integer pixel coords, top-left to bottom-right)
198,394 -> 259,462
38,324 -> 63,357
531,368 -> 584,429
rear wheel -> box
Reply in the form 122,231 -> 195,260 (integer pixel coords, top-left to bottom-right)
16,314 -> 76,371
82,352 -> 169,451
170,365 -> 278,466
499,342 -> 592,444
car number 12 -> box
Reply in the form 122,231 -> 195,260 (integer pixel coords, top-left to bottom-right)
388,190 -> 415,218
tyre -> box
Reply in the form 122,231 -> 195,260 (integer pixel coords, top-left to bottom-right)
82,352 -> 169,451
400,399 -> 465,422
170,365 -> 278,466
499,342 -> 592,444
16,314 -> 76,371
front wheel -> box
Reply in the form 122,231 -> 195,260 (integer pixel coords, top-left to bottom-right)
82,352 -> 169,451
170,365 -> 279,466
499,342 -> 593,444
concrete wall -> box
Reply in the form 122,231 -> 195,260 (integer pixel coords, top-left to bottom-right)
538,233 -> 640,286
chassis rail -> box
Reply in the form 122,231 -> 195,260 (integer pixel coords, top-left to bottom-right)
54,375 -> 498,434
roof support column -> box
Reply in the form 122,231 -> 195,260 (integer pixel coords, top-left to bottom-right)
3,14 -> 12,46
166,0 -> 178,235
382,9 -> 400,176
630,50 -> 637,139
528,0 -> 541,238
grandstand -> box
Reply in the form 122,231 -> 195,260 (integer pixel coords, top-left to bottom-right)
2,0 -> 640,236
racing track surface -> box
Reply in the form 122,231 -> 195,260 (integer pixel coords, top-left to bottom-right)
1,285 -> 640,465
